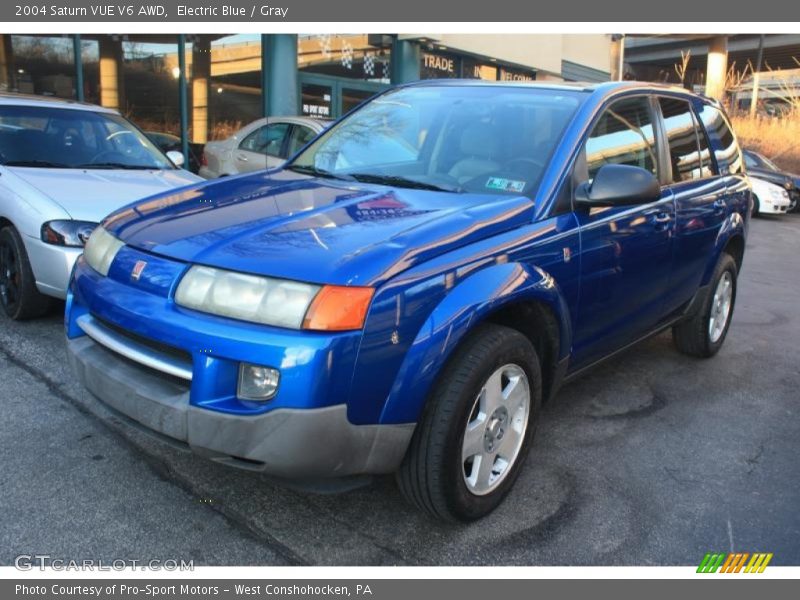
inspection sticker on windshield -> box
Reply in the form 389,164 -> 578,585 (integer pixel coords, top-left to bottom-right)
486,177 -> 526,193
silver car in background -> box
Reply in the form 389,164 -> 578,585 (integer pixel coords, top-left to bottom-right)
199,116 -> 328,179
0,93 -> 203,320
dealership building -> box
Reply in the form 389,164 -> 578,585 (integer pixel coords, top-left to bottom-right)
0,33 -> 615,156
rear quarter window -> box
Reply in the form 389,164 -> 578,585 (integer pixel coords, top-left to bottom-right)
695,104 -> 743,175
659,97 -> 713,182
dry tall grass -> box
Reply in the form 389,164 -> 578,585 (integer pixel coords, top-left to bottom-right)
732,113 -> 800,173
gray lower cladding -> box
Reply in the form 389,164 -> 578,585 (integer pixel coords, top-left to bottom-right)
66,335 -> 415,478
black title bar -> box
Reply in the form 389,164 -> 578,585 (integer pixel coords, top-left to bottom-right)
3,0 -> 800,23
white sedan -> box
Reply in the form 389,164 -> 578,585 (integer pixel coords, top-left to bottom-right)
0,93 -> 203,320
199,116 -> 329,179
751,176 -> 791,217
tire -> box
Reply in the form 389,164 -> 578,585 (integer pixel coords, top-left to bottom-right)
672,253 -> 738,358
0,225 -> 53,320
751,195 -> 760,218
396,323 -> 542,522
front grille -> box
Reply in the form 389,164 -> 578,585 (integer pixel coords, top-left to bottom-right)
78,313 -> 194,383
93,315 -> 192,365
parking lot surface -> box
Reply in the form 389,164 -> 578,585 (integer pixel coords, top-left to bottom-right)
1,215 -> 799,566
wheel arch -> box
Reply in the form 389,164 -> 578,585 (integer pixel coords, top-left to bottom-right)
702,212 -> 746,285
482,300 -> 562,404
378,261 -> 571,425
722,233 -> 745,273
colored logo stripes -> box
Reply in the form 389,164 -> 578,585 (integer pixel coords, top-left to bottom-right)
697,552 -> 773,573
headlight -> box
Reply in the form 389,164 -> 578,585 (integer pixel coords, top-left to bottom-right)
175,265 -> 321,329
771,187 -> 789,200
41,220 -> 97,247
83,226 -> 124,276
175,265 -> 374,330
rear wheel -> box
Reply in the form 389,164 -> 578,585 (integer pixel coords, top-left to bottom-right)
0,226 -> 53,320
397,324 -> 541,522
672,253 -> 737,358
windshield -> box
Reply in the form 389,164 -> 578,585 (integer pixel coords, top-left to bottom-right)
0,105 -> 174,170
289,85 -> 585,198
745,150 -> 779,172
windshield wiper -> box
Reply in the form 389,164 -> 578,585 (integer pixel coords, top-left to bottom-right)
346,173 -> 461,193
75,162 -> 157,170
2,160 -> 69,168
285,164 -> 354,181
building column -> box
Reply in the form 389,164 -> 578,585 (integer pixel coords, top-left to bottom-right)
192,36 -> 211,143
609,35 -> 625,81
0,34 -> 14,92
705,35 -> 728,101
73,35 -> 84,101
262,34 -> 299,117
391,38 -> 420,84
99,36 -> 124,110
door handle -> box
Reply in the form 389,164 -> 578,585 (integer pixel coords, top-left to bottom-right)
236,153 -> 249,162
713,197 -> 726,209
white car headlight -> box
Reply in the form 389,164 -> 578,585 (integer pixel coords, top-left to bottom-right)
175,265 -> 321,329
83,226 -> 124,276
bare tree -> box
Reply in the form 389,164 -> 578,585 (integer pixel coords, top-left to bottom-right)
674,50 -> 691,85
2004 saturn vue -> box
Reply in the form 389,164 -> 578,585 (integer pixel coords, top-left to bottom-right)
66,81 -> 750,521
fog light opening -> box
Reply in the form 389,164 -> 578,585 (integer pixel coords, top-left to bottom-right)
237,363 -> 280,401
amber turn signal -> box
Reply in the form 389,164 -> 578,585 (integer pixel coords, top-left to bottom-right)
302,285 -> 375,331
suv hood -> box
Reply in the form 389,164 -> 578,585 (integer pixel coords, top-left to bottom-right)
8,166 -> 203,222
104,170 -> 535,287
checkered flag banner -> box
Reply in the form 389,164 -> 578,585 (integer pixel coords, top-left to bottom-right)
341,40 -> 354,70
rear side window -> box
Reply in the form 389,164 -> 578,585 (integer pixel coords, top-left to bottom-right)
658,97 -> 712,182
239,123 -> 290,157
696,104 -> 743,175
585,97 -> 658,179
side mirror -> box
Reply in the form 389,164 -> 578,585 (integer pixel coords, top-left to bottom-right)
166,150 -> 185,168
575,164 -> 660,207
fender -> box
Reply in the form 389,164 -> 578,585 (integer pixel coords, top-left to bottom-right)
701,210 -> 746,285
379,261 -> 572,425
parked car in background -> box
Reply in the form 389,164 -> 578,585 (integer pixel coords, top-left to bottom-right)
743,149 -> 799,212
146,131 -> 204,175
750,176 -> 792,217
67,81 -> 749,522
0,93 -> 203,320
199,116 -> 329,179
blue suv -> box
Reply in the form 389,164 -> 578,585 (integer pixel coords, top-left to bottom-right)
66,81 -> 750,521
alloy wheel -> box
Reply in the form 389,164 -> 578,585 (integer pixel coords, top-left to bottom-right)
708,271 -> 733,343
462,363 -> 530,496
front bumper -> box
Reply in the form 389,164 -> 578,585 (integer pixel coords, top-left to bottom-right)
67,335 -> 412,477
759,198 -> 791,214
24,235 -> 81,299
65,250 -> 414,477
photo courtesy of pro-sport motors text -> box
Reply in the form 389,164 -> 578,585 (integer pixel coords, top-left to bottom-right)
0,0 -> 799,597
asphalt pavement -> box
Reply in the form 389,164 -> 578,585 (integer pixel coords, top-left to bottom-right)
1,214 -> 798,566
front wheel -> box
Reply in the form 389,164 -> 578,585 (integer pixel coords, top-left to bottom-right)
672,253 -> 738,358
751,195 -> 761,218
396,323 -> 542,522
0,226 -> 53,320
